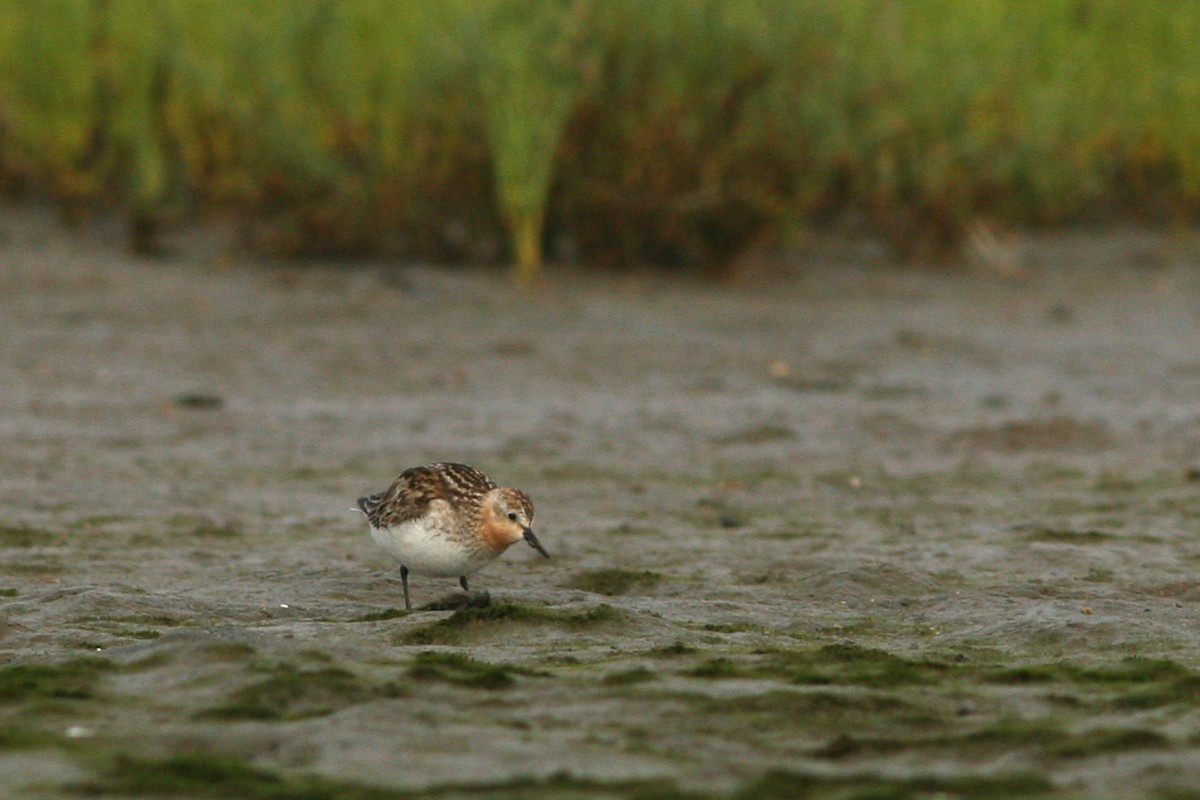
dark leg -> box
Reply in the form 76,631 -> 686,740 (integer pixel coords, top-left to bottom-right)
401,564 -> 411,611
459,575 -> 469,592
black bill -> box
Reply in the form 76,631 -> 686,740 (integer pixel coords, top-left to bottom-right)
523,528 -> 550,558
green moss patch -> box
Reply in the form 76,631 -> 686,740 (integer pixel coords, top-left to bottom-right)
602,666 -> 657,686
985,658 -> 1189,686
197,642 -> 258,661
80,753 -> 708,799
73,751 -> 1071,800
736,769 -> 1055,800
200,665 -> 406,721
684,648 -> 1200,711
815,719 -> 1171,763
713,424 -> 797,445
562,569 -> 663,596
985,658 -> 1200,709
407,652 -> 522,690
689,688 -> 917,730
819,723 -> 1059,761
686,644 -> 945,688
0,524 -> 63,547
0,725 -> 65,749
81,754 -> 336,799
1112,674 -> 1200,710
73,613 -> 183,642
123,614 -> 180,626
189,521 -> 243,538
1043,727 -> 1170,758
2,556 -> 64,574
0,658 -> 114,703
645,641 -> 695,658
688,658 -> 743,679
399,603 -> 624,645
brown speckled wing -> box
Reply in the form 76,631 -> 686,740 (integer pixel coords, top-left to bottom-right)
358,463 -> 496,529
431,462 -> 497,502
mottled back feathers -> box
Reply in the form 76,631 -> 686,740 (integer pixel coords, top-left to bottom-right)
357,462 -> 498,530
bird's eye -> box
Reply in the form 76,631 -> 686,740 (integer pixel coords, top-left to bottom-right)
507,512 -> 518,522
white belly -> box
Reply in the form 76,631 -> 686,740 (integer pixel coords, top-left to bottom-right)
369,521 -> 495,577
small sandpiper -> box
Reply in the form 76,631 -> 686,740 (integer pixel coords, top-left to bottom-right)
357,462 -> 548,610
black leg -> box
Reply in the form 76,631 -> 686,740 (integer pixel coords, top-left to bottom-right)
459,575 -> 469,592
401,564 -> 411,611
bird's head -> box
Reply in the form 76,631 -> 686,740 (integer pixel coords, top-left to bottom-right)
482,487 -> 547,557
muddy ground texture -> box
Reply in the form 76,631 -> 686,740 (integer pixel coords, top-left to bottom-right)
5,207 -> 1200,799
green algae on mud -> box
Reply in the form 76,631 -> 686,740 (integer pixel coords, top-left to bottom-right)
352,608 -> 410,622
1041,727 -> 1171,758
74,752 -> 1065,800
77,754 -> 366,800
672,688 -> 919,731
0,658 -> 115,703
79,752 -> 696,799
397,603 -> 625,646
1,555 -> 65,575
601,666 -> 657,686
0,523 -> 65,547
188,521 -> 245,539
686,644 -> 946,688
562,568 -> 663,596
195,641 -> 259,661
645,641 -> 696,658
199,664 -> 407,721
734,769 -> 1058,800
407,651 -> 526,690
0,725 -> 69,749
984,658 -> 1200,709
680,644 -> 1200,710
77,753 -> 700,796
815,719 -> 1173,762
66,613 -> 186,646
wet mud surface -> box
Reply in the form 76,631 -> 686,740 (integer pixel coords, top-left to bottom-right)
5,208 -> 1200,797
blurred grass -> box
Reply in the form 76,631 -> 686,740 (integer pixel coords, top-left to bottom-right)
0,0 -> 1197,272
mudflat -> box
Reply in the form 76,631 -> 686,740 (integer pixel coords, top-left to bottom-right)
4,207 -> 1200,798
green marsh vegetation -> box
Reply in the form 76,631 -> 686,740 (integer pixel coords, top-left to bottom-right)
0,1 -> 1196,275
